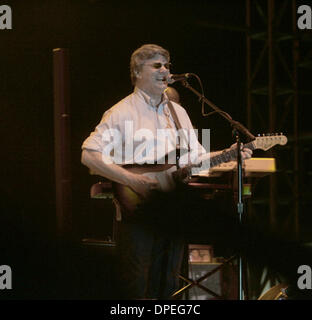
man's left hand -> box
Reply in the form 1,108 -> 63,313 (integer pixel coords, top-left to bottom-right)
228,143 -> 253,161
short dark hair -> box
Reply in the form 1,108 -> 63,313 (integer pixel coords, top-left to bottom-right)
130,44 -> 170,85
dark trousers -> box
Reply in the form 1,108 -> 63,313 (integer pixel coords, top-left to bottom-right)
116,221 -> 185,299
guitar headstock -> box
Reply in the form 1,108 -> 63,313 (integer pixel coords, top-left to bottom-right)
253,133 -> 288,151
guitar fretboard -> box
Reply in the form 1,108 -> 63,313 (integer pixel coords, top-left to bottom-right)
191,141 -> 255,175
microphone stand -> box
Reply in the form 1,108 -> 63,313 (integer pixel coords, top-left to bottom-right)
181,80 -> 255,300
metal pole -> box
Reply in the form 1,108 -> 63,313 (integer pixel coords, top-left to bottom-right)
292,0 -> 299,239
246,0 -> 252,130
268,0 -> 277,229
236,135 -> 245,300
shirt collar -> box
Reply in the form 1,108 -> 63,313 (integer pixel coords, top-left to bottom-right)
134,86 -> 169,108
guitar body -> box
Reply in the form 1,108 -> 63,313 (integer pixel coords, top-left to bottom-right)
112,163 -> 178,213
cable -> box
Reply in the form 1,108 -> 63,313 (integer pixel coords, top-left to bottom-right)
186,73 -> 233,120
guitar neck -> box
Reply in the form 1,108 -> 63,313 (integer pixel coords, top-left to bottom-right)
191,141 -> 255,174
210,141 -> 255,168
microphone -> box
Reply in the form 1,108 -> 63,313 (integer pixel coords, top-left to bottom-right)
167,73 -> 191,84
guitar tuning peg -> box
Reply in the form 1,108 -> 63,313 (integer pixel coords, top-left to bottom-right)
257,134 -> 261,137
262,133 -> 265,136
280,132 -> 283,135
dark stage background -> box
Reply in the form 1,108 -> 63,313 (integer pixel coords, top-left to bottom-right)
1,0 -> 311,299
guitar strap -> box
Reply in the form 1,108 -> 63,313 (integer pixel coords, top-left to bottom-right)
167,100 -> 190,152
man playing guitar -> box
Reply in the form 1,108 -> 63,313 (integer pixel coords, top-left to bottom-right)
81,44 -> 252,299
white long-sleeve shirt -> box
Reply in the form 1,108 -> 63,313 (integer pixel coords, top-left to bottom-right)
82,87 -> 207,166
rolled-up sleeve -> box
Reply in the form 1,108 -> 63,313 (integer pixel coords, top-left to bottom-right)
82,109 -> 116,153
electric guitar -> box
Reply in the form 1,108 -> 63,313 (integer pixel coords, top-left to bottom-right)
113,134 -> 287,213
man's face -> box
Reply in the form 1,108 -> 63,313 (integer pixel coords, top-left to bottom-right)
136,54 -> 170,97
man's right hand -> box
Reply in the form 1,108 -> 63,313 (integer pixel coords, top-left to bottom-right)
127,173 -> 159,199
